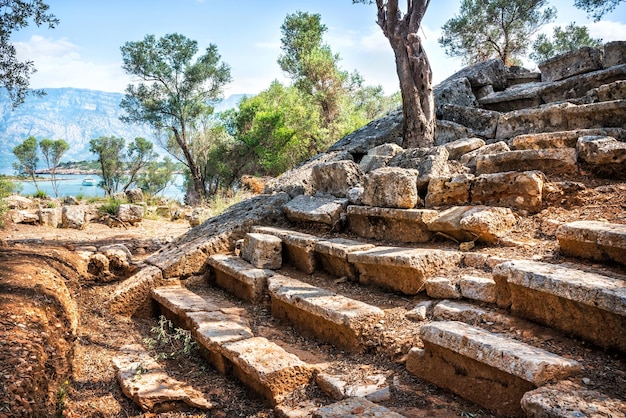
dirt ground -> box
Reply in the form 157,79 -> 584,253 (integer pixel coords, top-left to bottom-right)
1,178 -> 625,417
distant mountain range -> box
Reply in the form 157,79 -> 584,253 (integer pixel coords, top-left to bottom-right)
0,88 -> 249,174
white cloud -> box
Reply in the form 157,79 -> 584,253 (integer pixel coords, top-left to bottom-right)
359,25 -> 388,52
15,35 -> 131,93
587,20 -> 626,42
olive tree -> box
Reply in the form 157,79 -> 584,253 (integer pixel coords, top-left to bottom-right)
12,136 -> 39,189
120,33 -> 231,202
1,0 -> 58,108
574,0 -> 623,20
439,0 -> 556,66
39,138 -> 69,197
353,0 -> 435,148
530,23 -> 602,64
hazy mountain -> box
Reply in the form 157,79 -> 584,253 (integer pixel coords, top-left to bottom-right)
0,88 -> 248,174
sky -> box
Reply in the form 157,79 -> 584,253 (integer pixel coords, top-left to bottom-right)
12,0 -> 626,97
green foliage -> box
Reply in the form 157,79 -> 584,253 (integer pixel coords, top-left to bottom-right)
12,136 -> 40,189
89,136 -> 126,196
143,315 -> 196,361
39,138 -> 69,197
135,156 -> 177,196
55,380 -> 69,418
0,177 -> 21,228
530,23 -> 602,63
439,0 -> 556,65
574,0 -> 623,20
0,0 -> 58,108
97,198 -> 122,215
124,136 -> 158,191
120,33 -> 231,201
32,189 -> 47,199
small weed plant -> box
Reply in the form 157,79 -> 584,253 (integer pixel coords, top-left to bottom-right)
144,315 -> 196,361
32,189 -> 47,199
55,380 -> 70,418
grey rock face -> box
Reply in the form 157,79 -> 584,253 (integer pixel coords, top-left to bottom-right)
312,160 -> 364,198
539,47 -> 604,82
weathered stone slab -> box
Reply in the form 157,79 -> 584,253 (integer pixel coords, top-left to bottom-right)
208,254 -> 274,302
479,82 -> 544,112
577,136 -> 626,179
105,266 -> 178,317
151,286 -> 219,328
424,277 -> 461,299
460,276 -> 496,303
426,206 -> 517,244
347,247 -> 463,294
471,171 -> 544,213
521,380 -> 626,418
113,344 -> 212,412
475,148 -> 578,176
442,58 -> 507,91
443,137 -> 486,160
221,336 -> 314,406
541,64 -> 626,103
359,143 -> 403,173
496,100 -> 626,140
251,226 -> 319,274
312,160 -> 364,198
389,146 -> 450,188
316,373 -> 390,402
117,204 -> 143,225
432,300 -> 513,326
188,310 -> 254,374
61,205 -> 85,229
459,141 -> 510,171
268,274 -> 384,351
284,195 -> 348,226
539,46 -> 603,82
327,108 -> 403,155
557,220 -> 626,265
592,79 -> 626,102
146,193 -> 290,278
314,238 -> 375,280
346,205 -> 437,243
439,104 -> 500,139
424,174 -> 473,207
311,397 -> 405,418
434,77 -> 478,118
493,259 -> 626,351
507,66 -> 541,86
38,207 -> 60,227
241,232 -> 282,270
604,40 -> 626,68
361,167 -> 420,209
510,128 -> 626,150
435,120 -> 473,145
407,321 -> 580,416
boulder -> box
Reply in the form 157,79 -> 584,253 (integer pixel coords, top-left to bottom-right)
460,141 -> 510,171
435,120 -> 473,145
442,59 -> 507,91
539,46 -> 603,82
38,207 -> 60,227
100,244 -> 134,277
116,204 -> 143,225
361,167 -> 420,209
125,188 -> 144,203
63,196 -> 79,205
4,195 -> 33,209
389,146 -> 451,188
426,206 -> 517,244
577,136 -> 626,179
439,104 -> 500,139
188,207 -> 210,227
425,174 -> 474,208
434,77 -> 478,117
604,40 -> 626,68
62,205 -> 85,229
312,160 -> 364,198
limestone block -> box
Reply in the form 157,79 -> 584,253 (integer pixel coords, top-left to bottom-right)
4,195 -> 33,209
359,155 -> 390,173
406,300 -> 432,321
221,337 -> 314,406
431,300 -> 512,327
593,80 -> 626,102
346,186 -> 364,205
367,142 -> 403,157
316,373 -> 390,402
314,237 -> 375,280
284,195 -> 348,226
476,148 -> 578,176
312,160 -> 364,198
426,206 -> 517,244
424,277 -> 462,299
557,220 -> 626,265
13,210 -> 39,224
442,58 -> 507,90
471,171 -> 544,213
521,380 -> 626,418
188,207 -> 210,227
113,344 -> 212,412
434,77 -> 478,117
435,120 -> 473,145
116,204 -> 143,224
61,205 -> 85,229
541,64 -> 626,104
439,104 -> 500,139
251,226 -> 319,274
389,146 -> 451,187
604,40 -> 626,68
241,232 -> 282,270
479,82 -> 544,112
125,188 -> 144,203
425,174 -> 473,208
460,276 -> 496,303
347,246 -> 463,295
100,244 -> 134,277
327,108 -> 402,155
361,167 -> 420,209
151,286 -> 219,319
460,141 -> 510,171
312,397 -> 404,418
493,260 -> 626,351
539,46 -> 603,82
346,206 -> 437,243
577,136 -> 626,179
208,254 -> 274,302
38,207 -> 60,227
444,137 -> 486,160
510,128 -> 626,150
507,66 -> 541,86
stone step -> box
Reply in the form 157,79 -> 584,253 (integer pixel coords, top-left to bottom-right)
557,220 -> 626,266
207,253 -> 275,302
493,259 -> 626,351
347,246 -> 463,295
509,127 -> 626,150
151,285 -> 222,328
314,237 -> 375,280
475,148 -> 577,176
267,274 -> 384,352
251,226 -> 320,274
311,397 -> 405,417
284,194 -> 348,226
406,321 -> 581,416
150,285 -> 314,406
346,206 -> 437,243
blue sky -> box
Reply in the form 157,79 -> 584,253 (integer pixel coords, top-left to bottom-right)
13,0 -> 626,97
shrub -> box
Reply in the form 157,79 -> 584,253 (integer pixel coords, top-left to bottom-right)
98,198 -> 122,215
32,189 -> 47,199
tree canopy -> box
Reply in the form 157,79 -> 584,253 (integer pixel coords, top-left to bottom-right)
12,136 -> 39,188
439,0 -> 556,66
0,0 -> 58,108
574,0 -> 623,20
39,138 -> 69,197
530,22 -> 602,63
120,33 -> 231,202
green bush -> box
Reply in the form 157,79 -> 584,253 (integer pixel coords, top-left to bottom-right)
32,189 -> 47,199
98,198 -> 122,215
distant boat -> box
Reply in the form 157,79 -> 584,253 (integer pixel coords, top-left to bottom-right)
82,176 -> 95,186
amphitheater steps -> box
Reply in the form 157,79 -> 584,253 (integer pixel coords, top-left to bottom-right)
556,220 -> 626,266
406,321 -> 581,416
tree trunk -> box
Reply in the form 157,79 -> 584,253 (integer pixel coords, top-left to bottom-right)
172,127 -> 206,203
